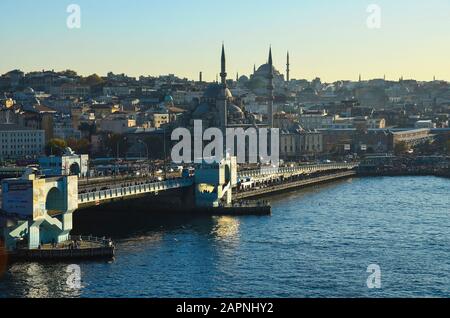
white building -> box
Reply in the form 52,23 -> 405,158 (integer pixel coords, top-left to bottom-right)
0,124 -> 45,159
280,131 -> 324,159
298,112 -> 334,130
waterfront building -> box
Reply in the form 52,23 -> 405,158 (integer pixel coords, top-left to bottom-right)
320,128 -> 434,154
280,130 -> 324,160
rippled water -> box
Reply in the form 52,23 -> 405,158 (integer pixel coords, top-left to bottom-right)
1,176 -> 449,298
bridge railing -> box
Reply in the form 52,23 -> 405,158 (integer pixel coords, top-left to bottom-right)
238,162 -> 359,178
78,178 -> 193,204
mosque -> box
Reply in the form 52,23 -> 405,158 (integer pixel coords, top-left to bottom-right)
237,51 -> 290,96
191,44 -> 278,129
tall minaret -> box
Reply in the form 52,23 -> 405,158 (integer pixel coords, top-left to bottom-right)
220,43 -> 227,86
217,43 -> 228,129
286,51 -> 290,83
267,47 -> 274,128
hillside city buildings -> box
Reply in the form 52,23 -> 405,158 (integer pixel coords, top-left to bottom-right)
1,46 -> 450,162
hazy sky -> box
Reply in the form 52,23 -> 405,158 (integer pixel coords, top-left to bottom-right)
1,0 -> 449,82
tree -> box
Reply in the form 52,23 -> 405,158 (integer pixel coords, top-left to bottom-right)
80,74 -> 104,86
76,139 -> 91,154
66,138 -> 91,154
60,69 -> 78,77
394,141 -> 409,155
104,134 -> 129,158
45,138 -> 67,156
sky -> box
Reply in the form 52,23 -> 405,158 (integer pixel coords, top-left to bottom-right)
0,0 -> 449,82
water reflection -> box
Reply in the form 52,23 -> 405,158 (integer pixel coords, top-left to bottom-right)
0,254 -> 7,280
118,233 -> 164,254
7,262 -> 82,298
211,216 -> 240,242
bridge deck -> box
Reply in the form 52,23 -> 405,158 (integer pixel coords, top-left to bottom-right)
78,178 -> 193,206
234,171 -> 357,199
237,163 -> 358,179
76,163 -> 358,207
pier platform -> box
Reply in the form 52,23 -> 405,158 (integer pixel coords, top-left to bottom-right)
197,201 -> 272,216
8,236 -> 115,262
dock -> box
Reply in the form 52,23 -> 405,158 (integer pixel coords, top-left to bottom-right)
9,236 -> 115,262
197,201 -> 272,216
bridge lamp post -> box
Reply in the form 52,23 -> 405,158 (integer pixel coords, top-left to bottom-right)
138,139 -> 149,176
163,126 -> 168,180
114,136 -> 128,178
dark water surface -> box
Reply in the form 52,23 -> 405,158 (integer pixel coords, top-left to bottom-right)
1,176 -> 449,298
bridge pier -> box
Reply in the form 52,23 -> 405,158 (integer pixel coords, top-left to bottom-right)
1,170 -> 78,250
194,157 -> 237,208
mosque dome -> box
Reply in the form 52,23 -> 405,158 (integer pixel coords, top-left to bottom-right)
192,103 -> 210,118
228,104 -> 245,120
203,84 -> 232,100
238,75 -> 249,83
255,63 -> 280,76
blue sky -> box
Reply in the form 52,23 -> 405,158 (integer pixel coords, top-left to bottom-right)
1,0 -> 449,82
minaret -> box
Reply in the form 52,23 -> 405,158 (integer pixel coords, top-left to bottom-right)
217,43 -> 228,129
267,47 -> 274,128
220,43 -> 227,86
286,51 -> 290,83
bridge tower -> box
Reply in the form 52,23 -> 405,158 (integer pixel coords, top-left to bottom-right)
194,157 -> 237,208
1,169 -> 78,250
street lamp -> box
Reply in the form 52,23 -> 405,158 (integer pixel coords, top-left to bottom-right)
163,126 -> 168,180
138,139 -> 149,176
113,135 -> 127,177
